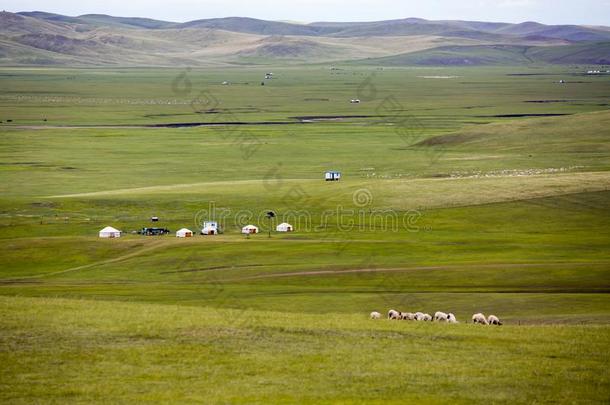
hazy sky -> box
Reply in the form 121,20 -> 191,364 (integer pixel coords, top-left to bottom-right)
2,0 -> 609,26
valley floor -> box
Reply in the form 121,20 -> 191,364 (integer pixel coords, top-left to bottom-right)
0,66 -> 609,402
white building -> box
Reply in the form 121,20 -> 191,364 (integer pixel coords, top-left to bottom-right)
242,225 -> 259,234
325,171 -> 341,181
201,221 -> 222,234
276,223 -> 294,232
99,226 -> 121,238
201,225 -> 218,235
176,228 -> 194,238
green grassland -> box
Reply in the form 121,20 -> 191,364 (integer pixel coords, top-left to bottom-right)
1,296 -> 609,404
1,65 -> 609,403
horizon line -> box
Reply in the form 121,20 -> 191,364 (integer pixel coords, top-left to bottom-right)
6,10 -> 610,28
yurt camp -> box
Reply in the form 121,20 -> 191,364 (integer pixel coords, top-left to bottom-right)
99,226 -> 121,238
176,228 -> 194,238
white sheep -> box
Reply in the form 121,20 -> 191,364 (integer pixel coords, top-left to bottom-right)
414,312 -> 425,321
388,309 -> 401,320
370,311 -> 381,320
423,313 -> 433,321
401,312 -> 415,320
472,313 -> 488,325
434,311 -> 449,322
447,313 -> 458,323
487,315 -> 502,325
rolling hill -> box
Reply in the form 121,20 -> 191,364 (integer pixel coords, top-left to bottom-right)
1,11 -> 609,66
355,42 -> 610,66
418,110 -> 610,154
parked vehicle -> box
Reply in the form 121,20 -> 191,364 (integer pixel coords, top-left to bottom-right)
138,227 -> 170,236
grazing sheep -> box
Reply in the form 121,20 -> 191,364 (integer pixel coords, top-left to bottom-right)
472,313 -> 488,325
423,313 -> 433,322
370,311 -> 381,320
487,315 -> 502,325
401,312 -> 415,321
388,309 -> 401,320
434,311 -> 449,322
414,312 -> 425,321
447,313 -> 458,323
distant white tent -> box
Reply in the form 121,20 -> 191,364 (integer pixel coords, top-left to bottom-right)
99,226 -> 121,238
276,223 -> 294,232
201,225 -> 218,235
325,171 -> 341,181
176,228 -> 194,238
241,225 -> 259,234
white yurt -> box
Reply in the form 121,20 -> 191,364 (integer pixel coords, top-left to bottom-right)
241,225 -> 259,234
176,228 -> 194,238
201,225 -> 218,235
276,223 -> 293,232
99,226 -> 121,238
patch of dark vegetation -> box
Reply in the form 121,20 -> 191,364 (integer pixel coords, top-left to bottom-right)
198,107 -> 262,114
31,201 -> 57,208
61,166 -> 78,170
160,264 -> 267,274
0,161 -> 43,165
210,107 -> 261,112
477,113 -> 571,118
304,98 -> 329,101
148,121 -> 307,128
291,115 -> 378,121
0,280 -> 41,285
506,73 -> 561,76
15,33 -> 98,55
143,113 -> 197,118
523,100 -> 576,103
416,133 -> 481,147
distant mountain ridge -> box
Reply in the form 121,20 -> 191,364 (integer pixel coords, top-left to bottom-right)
1,11 -> 609,66
13,12 -> 610,41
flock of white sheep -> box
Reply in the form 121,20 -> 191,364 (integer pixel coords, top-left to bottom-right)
370,310 -> 502,325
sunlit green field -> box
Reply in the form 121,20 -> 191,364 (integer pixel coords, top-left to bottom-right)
1,65 -> 609,403
2,296 -> 609,404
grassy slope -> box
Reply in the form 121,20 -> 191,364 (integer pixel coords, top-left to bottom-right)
355,42 -> 610,66
1,296 -> 609,404
421,109 -> 610,151
2,190 -> 609,321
